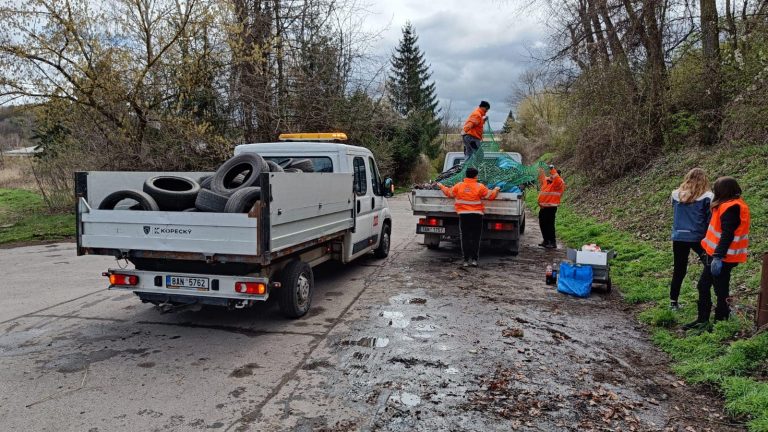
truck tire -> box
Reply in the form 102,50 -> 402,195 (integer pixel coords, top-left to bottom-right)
211,153 -> 266,196
424,233 -> 440,250
519,217 -> 526,235
276,158 -> 293,168
267,160 -> 284,172
143,175 -> 200,211
224,187 -> 261,213
284,168 -> 303,173
198,175 -> 213,190
287,158 -> 314,172
374,223 -> 391,258
502,240 -> 519,256
99,189 -> 160,211
194,188 -> 229,212
278,260 -> 313,318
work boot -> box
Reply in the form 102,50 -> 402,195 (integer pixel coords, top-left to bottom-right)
462,261 -> 470,268
538,242 -> 547,248
669,301 -> 681,311
545,242 -> 557,249
470,260 -> 478,267
682,320 -> 709,331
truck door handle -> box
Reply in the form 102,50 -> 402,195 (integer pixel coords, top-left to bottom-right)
357,200 -> 361,213
371,197 -> 375,208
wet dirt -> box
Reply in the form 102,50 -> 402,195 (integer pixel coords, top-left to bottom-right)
255,209 -> 744,432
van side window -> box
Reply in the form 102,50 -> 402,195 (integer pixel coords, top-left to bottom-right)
353,157 -> 367,196
368,157 -> 382,196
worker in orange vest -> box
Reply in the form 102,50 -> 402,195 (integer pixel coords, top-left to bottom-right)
684,177 -> 751,330
438,167 -> 500,267
537,165 -> 566,249
461,101 -> 490,158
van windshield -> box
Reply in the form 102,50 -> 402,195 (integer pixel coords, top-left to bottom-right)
264,156 -> 334,173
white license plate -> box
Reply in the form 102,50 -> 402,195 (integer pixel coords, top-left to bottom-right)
420,226 -> 445,234
166,275 -> 209,290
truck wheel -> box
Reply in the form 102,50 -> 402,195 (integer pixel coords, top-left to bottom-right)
520,217 -> 526,235
606,278 -> 612,293
424,233 -> 440,250
374,223 -> 391,258
143,175 -> 200,211
278,260 -> 313,318
195,188 -> 229,212
224,187 -> 261,213
99,189 -> 160,211
211,153 -> 266,195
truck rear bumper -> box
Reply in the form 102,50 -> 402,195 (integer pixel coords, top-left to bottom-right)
105,268 -> 270,303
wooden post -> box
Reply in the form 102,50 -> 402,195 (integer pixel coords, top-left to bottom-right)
757,254 -> 768,328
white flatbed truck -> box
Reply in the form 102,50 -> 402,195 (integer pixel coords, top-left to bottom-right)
76,141 -> 393,318
410,151 -> 526,255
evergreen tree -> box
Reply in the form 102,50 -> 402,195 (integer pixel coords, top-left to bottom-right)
501,110 -> 516,134
387,22 -> 441,176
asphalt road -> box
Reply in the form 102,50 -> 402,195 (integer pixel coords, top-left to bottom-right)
0,196 -> 741,431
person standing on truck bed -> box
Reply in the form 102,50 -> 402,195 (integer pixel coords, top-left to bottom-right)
437,167 -> 500,267
537,165 -> 565,249
461,101 -> 490,158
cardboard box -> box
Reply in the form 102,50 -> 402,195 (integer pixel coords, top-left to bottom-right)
576,250 -> 608,266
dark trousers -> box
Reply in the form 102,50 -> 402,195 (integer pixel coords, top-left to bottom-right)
459,213 -> 483,261
670,241 -> 706,302
463,135 -> 481,159
538,206 -> 558,245
696,257 -> 737,322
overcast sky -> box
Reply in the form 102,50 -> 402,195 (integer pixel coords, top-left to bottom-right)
363,0 -> 547,127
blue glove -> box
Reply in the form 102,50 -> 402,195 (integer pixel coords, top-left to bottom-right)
711,257 -> 723,277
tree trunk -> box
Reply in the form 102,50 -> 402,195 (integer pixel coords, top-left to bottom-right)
700,0 -> 721,146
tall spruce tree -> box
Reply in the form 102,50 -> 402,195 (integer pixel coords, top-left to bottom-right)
501,110 -> 516,134
387,22 -> 440,176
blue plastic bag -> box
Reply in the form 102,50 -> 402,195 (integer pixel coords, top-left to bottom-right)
557,262 -> 593,298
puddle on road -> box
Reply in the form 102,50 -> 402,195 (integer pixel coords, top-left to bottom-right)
380,311 -> 410,328
340,337 -> 390,348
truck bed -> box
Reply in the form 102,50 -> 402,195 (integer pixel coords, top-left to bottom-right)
77,171 -> 354,263
410,189 -> 523,217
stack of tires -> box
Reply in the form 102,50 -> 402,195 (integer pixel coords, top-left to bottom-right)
98,154 -> 315,213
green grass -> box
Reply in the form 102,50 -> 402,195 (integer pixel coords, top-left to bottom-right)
0,188 -> 75,244
528,141 -> 768,430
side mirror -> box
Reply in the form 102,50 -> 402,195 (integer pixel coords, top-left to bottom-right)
383,178 -> 394,197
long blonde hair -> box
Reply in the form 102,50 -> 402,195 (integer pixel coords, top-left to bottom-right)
678,168 -> 709,204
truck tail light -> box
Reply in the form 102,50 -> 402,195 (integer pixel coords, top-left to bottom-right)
418,217 -> 442,227
488,222 -> 514,231
108,273 -> 139,286
235,282 -> 266,295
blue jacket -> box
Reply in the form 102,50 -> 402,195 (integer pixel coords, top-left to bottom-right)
671,189 -> 713,242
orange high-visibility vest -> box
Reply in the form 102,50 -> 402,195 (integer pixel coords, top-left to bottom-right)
439,177 -> 498,214
538,169 -> 565,207
701,198 -> 750,263
462,108 -> 486,140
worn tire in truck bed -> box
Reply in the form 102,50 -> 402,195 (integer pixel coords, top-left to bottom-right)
143,175 -> 200,211
99,189 -> 160,211
211,153 -> 266,195
278,260 -> 313,318
224,187 -> 261,213
194,188 -> 229,212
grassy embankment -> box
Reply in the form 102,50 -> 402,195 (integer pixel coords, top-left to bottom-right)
530,143 -> 768,430
0,188 -> 75,245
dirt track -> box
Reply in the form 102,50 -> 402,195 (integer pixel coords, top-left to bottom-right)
0,195 -> 743,431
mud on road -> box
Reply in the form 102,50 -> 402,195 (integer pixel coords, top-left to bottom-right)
0,195 -> 744,431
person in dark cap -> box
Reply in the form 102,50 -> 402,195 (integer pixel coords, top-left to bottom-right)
461,101 -> 490,159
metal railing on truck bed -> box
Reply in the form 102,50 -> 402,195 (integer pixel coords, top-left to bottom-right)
76,171 -> 354,265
